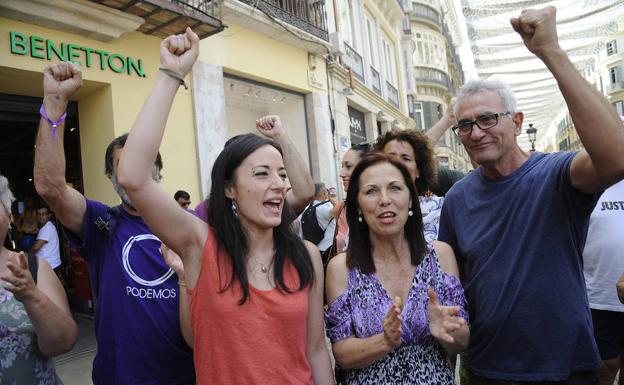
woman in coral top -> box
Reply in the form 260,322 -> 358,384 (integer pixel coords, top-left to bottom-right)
116,29 -> 334,385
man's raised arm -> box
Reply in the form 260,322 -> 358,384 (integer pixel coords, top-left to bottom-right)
511,7 -> 624,193
34,62 -> 87,236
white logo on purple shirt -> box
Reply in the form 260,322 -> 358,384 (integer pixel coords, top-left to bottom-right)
122,234 -> 175,286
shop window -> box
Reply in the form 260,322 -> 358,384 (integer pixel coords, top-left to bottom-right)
223,76 -> 310,169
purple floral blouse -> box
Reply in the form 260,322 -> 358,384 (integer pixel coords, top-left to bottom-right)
325,246 -> 467,384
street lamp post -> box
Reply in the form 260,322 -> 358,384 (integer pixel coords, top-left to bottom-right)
526,123 -> 537,152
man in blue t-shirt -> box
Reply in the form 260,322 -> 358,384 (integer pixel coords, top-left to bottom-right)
438,7 -> 624,385
34,63 -> 194,384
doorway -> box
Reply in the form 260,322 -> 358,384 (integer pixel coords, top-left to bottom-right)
0,92 -> 90,312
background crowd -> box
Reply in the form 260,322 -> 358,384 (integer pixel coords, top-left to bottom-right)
1,5 -> 624,385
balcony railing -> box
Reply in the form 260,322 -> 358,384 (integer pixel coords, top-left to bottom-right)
343,43 -> 365,82
90,0 -> 225,39
371,66 -> 381,95
239,0 -> 329,40
607,80 -> 624,93
415,66 -> 449,90
410,3 -> 441,28
386,81 -> 399,108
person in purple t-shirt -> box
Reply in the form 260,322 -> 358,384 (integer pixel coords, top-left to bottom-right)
33,62 -> 194,385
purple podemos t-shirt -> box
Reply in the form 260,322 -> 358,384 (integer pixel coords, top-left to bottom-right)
65,199 -> 194,385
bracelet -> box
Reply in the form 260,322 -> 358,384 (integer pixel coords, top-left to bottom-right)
159,67 -> 188,90
39,104 -> 67,137
178,281 -> 187,287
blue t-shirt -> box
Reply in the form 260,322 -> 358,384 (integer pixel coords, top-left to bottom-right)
65,199 -> 194,385
438,152 -> 600,381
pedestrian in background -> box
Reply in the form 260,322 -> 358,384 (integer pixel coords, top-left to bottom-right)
1,173 -> 78,384
30,204 -> 61,275
175,190 -> 192,209
16,199 -> 38,252
299,183 -> 334,259
583,179 -> 624,385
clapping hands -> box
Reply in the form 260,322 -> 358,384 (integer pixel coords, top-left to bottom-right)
382,296 -> 403,351
427,288 -> 465,344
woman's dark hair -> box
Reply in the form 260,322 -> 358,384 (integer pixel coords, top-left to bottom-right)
350,142 -> 371,159
431,167 -> 465,197
345,152 -> 426,274
373,130 -> 438,195
207,133 -> 314,304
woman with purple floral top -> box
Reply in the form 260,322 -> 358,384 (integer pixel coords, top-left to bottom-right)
325,153 -> 469,384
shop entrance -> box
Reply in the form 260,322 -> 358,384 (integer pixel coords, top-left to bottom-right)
0,92 -> 92,313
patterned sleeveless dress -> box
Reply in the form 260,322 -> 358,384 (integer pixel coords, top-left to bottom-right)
0,287 -> 63,384
325,246 -> 467,384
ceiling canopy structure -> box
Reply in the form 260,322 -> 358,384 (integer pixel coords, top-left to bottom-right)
460,0 -> 624,150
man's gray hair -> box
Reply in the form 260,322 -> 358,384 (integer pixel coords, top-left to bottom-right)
454,79 -> 518,117
0,174 -> 15,215
314,182 -> 326,196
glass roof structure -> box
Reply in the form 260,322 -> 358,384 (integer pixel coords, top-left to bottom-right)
459,0 -> 624,149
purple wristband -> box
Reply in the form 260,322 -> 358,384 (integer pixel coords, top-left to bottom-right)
39,104 -> 67,137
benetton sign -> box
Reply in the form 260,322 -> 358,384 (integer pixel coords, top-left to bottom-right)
9,31 -> 146,78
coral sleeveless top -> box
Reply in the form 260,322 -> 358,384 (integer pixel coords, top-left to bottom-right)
188,228 -> 313,385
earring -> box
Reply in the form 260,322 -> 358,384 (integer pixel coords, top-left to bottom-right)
408,208 -> 413,217
357,213 -> 363,223
231,201 -> 238,218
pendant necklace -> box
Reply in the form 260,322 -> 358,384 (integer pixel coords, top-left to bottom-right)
254,257 -> 269,274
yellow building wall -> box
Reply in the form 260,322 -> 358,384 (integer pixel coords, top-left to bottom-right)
0,17 -> 201,205
199,21 -> 326,93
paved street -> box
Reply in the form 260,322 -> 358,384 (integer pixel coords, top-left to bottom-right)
54,313 -> 96,385
52,313 -> 620,384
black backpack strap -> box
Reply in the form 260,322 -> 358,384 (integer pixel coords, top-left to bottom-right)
105,205 -> 122,237
27,252 -> 39,284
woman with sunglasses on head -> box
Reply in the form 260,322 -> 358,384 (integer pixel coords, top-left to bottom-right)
0,174 -> 78,383
325,152 -> 468,384
116,29 -> 333,385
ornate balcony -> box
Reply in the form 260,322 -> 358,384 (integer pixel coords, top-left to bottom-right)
410,3 -> 441,30
237,0 -> 328,40
415,66 -> 449,91
386,81 -> 399,108
343,43 -> 365,82
90,0 -> 225,39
